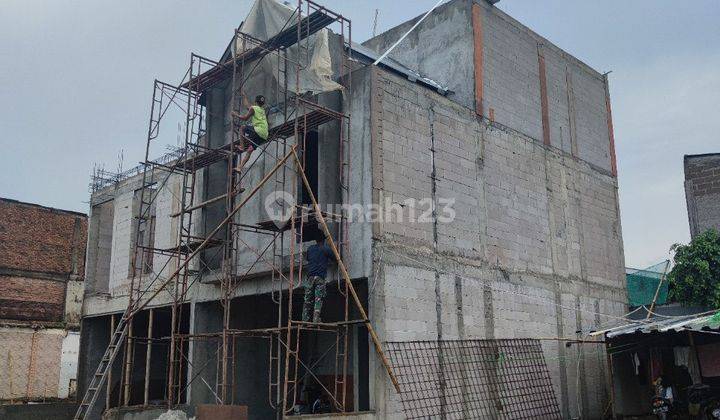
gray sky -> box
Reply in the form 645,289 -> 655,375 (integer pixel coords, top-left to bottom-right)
1,0 -> 718,268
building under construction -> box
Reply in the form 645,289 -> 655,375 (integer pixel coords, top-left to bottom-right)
77,0 -> 627,419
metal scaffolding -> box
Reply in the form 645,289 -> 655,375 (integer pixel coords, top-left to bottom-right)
75,1 -> 398,419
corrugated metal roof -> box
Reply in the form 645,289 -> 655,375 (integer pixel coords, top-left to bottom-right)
593,311 -> 720,338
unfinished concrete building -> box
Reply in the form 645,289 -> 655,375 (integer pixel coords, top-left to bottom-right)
0,198 -> 87,406
684,153 -> 720,239
77,0 -> 626,419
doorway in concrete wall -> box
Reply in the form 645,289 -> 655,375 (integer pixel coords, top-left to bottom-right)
216,280 -> 370,417
298,129 -> 323,243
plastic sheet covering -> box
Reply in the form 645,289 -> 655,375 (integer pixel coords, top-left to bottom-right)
238,0 -> 342,94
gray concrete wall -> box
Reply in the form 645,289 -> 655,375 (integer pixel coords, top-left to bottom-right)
108,190 -> 135,292
81,2 -> 625,417
361,0 -> 475,110
85,199 -> 114,295
684,153 -> 720,238
362,0 -> 615,176
0,402 -> 78,420
366,67 -> 625,419
77,315 -> 113,420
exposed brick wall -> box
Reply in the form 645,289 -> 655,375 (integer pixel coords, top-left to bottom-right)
0,276 -> 66,322
0,199 -> 87,277
0,198 -> 87,323
685,154 -> 720,238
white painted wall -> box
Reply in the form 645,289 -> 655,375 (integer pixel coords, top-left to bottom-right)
58,331 -> 80,399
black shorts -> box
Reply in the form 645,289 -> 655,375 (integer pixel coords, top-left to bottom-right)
243,125 -> 267,147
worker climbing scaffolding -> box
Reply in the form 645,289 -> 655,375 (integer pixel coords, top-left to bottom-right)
233,93 -> 269,173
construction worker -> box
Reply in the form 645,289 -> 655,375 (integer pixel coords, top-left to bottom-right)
233,94 -> 269,173
302,235 -> 334,323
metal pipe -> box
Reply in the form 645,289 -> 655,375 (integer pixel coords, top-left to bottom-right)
372,0 -> 446,66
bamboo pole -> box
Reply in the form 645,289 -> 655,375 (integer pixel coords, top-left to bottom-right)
169,193 -> 227,218
8,353 -> 14,404
291,149 -> 401,393
123,319 -> 134,405
26,330 -> 38,399
107,314 -> 115,409
646,260 -> 670,319
144,309 -> 154,405
605,341 -> 617,420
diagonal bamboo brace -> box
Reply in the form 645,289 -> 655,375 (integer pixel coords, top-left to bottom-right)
291,149 -> 401,393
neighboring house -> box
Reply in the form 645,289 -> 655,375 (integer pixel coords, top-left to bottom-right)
684,153 -> 720,238
0,197 -> 87,402
78,0 -> 626,418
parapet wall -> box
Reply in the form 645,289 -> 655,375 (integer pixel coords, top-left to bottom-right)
362,0 -> 616,178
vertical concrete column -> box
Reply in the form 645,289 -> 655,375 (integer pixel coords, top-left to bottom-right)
472,2 -> 484,117
565,68 -> 579,158
537,44 -> 551,146
603,74 -> 618,177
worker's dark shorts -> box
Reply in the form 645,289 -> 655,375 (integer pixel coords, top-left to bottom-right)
243,125 -> 268,148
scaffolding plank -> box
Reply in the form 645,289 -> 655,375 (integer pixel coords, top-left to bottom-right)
161,238 -> 223,254
255,209 -> 340,232
182,10 -> 336,92
176,109 -> 337,171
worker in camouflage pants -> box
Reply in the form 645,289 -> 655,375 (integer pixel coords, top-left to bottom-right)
302,236 -> 334,323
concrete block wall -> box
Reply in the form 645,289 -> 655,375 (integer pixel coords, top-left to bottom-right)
365,67 -> 626,419
684,153 -> 720,238
481,1 -> 613,175
153,174 -> 182,276
85,200 -> 114,295
109,190 -> 135,292
480,3 -> 543,142
363,0 -> 615,177
86,169 -> 184,296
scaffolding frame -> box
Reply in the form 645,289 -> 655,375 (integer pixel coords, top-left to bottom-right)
75,2 -> 399,419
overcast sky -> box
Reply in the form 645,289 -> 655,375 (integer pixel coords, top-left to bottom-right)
1,0 -> 718,268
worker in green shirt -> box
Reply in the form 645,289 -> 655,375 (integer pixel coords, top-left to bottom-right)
233,94 -> 269,173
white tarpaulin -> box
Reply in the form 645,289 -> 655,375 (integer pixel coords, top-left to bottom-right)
237,0 -> 342,94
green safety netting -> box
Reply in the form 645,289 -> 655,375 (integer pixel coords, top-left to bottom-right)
626,261 -> 670,307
